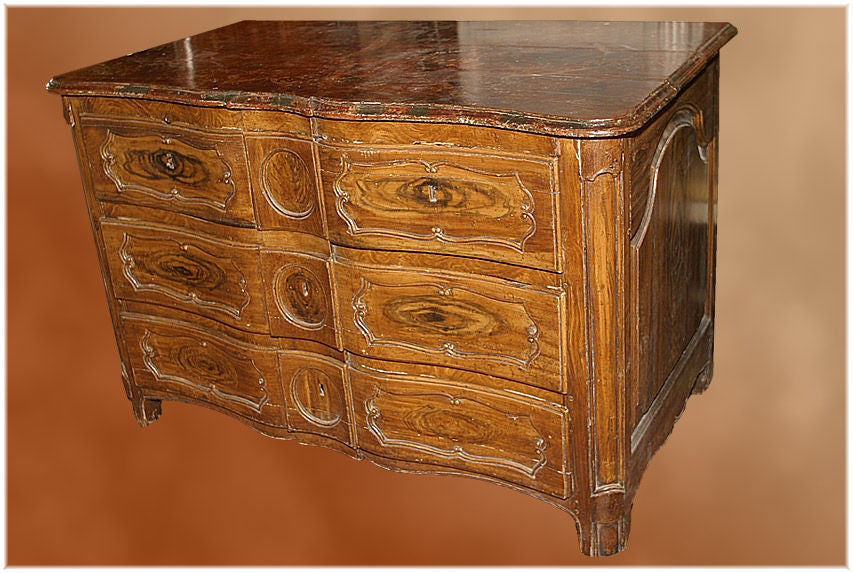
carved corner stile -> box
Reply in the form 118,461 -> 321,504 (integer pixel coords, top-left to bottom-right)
577,139 -> 628,496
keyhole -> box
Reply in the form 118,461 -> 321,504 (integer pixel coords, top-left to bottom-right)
427,183 -> 438,203
318,383 -> 325,397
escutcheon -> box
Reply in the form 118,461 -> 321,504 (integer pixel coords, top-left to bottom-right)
289,367 -> 344,427
273,265 -> 328,330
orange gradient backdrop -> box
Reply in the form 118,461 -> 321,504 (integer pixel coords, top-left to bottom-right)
7,6 -> 845,565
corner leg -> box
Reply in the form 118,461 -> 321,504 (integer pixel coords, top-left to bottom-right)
691,361 -> 714,395
131,393 -> 162,427
577,512 -> 631,557
123,366 -> 161,427
577,491 -> 632,557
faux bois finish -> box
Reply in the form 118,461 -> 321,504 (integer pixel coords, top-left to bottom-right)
47,19 -> 736,557
47,20 -> 737,137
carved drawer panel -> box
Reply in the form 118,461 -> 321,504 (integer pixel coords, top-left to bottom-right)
79,117 -> 255,226
333,253 -> 566,392
348,358 -> 571,499
279,350 -> 352,445
260,249 -> 337,348
245,136 -> 324,235
317,146 -> 560,272
101,219 -> 268,333
121,312 -> 284,427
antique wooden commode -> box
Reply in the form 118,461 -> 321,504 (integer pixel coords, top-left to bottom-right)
47,20 -> 736,556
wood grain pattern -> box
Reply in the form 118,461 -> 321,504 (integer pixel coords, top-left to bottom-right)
80,117 -> 255,226
245,135 -> 325,235
260,249 -> 338,349
579,138 -> 627,494
101,218 -> 268,333
333,252 -> 565,392
48,20 -> 736,137
314,117 -> 557,156
76,96 -> 243,131
348,359 -> 571,499
319,145 -> 559,271
279,350 -> 352,446
48,20 -> 735,558
121,311 -> 284,427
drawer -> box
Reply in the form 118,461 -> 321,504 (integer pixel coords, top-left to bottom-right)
348,357 -> 572,499
79,117 -> 255,226
101,218 -> 269,333
245,135 -> 324,235
333,249 -> 567,392
279,350 -> 352,446
121,311 -> 284,427
318,146 -> 560,272
260,249 -> 337,348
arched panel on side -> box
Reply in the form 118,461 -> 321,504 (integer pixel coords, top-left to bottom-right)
630,106 -> 712,438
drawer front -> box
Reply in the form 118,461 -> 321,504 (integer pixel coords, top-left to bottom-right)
245,135 -> 324,235
80,119 -> 255,226
348,361 -> 571,499
121,312 -> 284,427
261,249 -> 337,348
318,147 -> 560,271
279,351 -> 352,445
333,256 -> 566,392
101,219 -> 269,333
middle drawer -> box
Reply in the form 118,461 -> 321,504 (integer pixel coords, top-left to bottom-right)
332,248 -> 568,393
100,210 -> 570,393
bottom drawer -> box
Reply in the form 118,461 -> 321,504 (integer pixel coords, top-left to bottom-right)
121,312 -> 285,428
348,358 -> 573,499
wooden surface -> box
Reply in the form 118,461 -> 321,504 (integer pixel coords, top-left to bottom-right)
11,7 -> 846,566
47,20 -> 736,137
40,15 -> 745,559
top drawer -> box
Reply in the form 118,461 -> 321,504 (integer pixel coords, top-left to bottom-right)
74,98 -> 322,232
79,114 -> 256,227
316,119 -> 561,272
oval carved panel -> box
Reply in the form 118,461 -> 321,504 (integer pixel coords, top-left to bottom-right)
289,367 -> 344,427
273,265 -> 327,330
260,149 -> 315,219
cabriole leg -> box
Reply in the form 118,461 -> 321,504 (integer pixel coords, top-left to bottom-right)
131,393 -> 162,427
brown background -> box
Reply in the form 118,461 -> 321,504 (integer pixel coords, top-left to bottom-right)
7,6 -> 845,565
